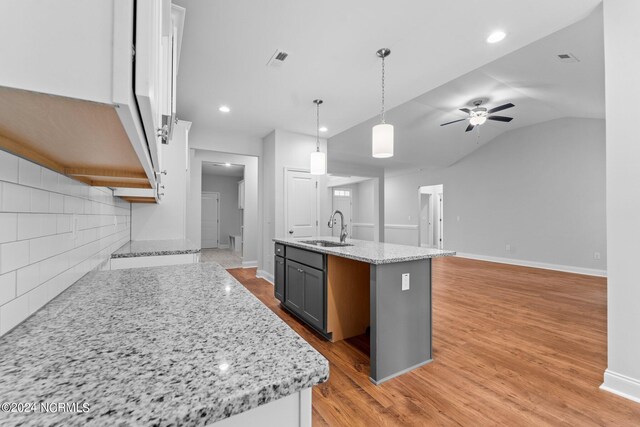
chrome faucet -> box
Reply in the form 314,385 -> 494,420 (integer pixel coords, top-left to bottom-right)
328,210 -> 348,243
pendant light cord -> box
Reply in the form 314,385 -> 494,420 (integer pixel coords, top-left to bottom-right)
381,54 -> 386,124
316,101 -> 320,152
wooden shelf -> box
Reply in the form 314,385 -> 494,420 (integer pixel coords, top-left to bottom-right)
0,86 -> 153,190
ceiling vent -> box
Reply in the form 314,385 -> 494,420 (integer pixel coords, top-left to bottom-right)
267,49 -> 289,67
557,53 -> 580,63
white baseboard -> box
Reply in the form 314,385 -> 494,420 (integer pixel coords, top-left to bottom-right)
242,260 -> 257,268
256,269 -> 274,284
455,252 -> 607,277
601,369 -> 640,403
219,244 -> 230,249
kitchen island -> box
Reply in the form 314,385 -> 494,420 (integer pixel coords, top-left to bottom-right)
0,263 -> 328,426
273,237 -> 455,384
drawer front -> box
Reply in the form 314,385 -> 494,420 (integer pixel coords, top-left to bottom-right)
286,246 -> 324,270
275,243 -> 285,257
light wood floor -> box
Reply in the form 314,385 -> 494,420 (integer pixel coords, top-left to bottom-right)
228,257 -> 640,426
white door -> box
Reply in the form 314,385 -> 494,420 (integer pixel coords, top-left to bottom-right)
202,192 -> 219,248
285,170 -> 318,238
331,188 -> 352,238
419,193 -> 432,247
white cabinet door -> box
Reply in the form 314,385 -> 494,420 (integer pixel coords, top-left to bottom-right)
285,171 -> 318,238
135,0 -> 168,173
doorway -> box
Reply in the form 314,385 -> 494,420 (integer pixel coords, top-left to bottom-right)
201,192 -> 220,248
418,184 -> 444,249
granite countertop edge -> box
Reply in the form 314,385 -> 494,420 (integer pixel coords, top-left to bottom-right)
110,248 -> 201,258
273,237 -> 456,265
111,239 -> 201,259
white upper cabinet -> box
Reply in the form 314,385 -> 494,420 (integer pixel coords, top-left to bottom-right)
0,0 -> 185,203
135,0 -> 166,176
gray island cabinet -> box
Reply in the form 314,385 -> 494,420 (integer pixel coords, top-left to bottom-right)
273,237 -> 455,384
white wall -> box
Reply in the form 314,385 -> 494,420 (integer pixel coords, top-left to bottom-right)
384,118 -> 606,275
131,120 -> 190,241
259,130 -> 329,279
202,174 -> 242,246
189,127 -> 263,157
187,150 -> 259,266
260,131 -> 276,280
601,0 -> 640,403
351,180 -> 376,241
328,160 -> 385,242
0,151 -> 130,336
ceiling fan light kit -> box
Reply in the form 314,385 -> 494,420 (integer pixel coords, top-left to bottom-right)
440,99 -> 515,132
310,99 -> 327,175
372,48 -> 394,158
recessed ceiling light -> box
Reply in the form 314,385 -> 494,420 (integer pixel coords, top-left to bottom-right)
319,126 -> 328,133
224,162 -> 231,167
487,31 -> 506,44
219,105 -> 231,113
219,362 -> 230,372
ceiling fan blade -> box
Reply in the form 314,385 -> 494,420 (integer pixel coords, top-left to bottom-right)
487,103 -> 515,114
487,115 -> 513,122
459,108 -> 471,114
440,118 -> 467,126
465,124 -> 475,132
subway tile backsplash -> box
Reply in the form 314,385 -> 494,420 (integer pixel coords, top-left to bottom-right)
0,151 -> 130,336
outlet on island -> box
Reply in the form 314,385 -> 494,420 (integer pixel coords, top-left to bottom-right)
402,273 -> 410,291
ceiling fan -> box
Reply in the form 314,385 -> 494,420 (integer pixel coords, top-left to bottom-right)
440,100 -> 515,132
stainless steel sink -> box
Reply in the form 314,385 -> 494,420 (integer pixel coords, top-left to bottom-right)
300,240 -> 353,248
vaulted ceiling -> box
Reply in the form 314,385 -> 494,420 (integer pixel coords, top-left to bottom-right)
328,8 -> 604,171
174,0 -> 602,156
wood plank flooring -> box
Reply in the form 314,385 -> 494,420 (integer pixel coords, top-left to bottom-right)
228,257 -> 640,426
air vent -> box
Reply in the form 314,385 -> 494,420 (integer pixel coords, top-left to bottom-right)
267,49 -> 289,67
557,53 -> 580,63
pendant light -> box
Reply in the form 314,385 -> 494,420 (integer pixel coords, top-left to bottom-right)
372,48 -> 394,158
310,99 -> 326,175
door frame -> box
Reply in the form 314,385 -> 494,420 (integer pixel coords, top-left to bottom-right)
417,185 -> 444,249
418,192 -> 433,248
201,191 -> 220,249
283,167 -> 321,237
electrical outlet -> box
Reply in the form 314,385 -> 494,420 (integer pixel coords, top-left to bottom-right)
402,273 -> 410,291
505,244 -> 511,252
594,252 -> 601,260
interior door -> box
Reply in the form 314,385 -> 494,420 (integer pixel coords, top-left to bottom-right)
331,188 -> 352,238
202,193 -> 219,249
285,170 -> 318,238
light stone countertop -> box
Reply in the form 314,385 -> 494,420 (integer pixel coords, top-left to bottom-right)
274,236 -> 456,265
0,263 -> 329,426
111,239 -> 200,258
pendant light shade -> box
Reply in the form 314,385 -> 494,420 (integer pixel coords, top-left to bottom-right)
372,48 -> 393,158
372,123 -> 394,158
310,99 -> 326,175
310,150 -> 326,175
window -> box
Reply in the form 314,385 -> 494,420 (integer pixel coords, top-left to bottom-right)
333,189 -> 350,197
